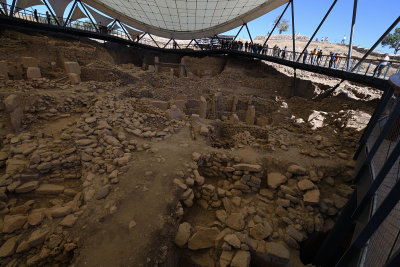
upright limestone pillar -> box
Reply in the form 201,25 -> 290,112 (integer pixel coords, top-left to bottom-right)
246,105 -> 255,125
199,96 -> 207,118
154,56 -> 159,73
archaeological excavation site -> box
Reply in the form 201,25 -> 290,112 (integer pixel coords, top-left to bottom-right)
1,1 -> 400,266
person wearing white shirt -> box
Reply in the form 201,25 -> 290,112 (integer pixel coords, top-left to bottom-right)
373,53 -> 390,77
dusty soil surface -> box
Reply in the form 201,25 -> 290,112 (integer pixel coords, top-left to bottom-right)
0,29 -> 383,267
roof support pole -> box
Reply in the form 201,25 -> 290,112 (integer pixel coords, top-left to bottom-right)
79,0 -> 99,32
290,0 -> 297,96
351,16 -> 400,72
296,0 -> 338,62
9,0 -> 16,17
136,32 -> 147,42
185,39 -> 193,49
148,33 -> 160,48
290,0 -> 296,61
64,0 -> 77,26
117,20 -> 131,41
262,1 -> 290,48
173,39 -> 181,49
42,0 -> 60,26
244,23 -> 253,45
230,24 -> 245,48
193,39 -> 203,50
347,0 -> 358,71
163,38 -> 172,49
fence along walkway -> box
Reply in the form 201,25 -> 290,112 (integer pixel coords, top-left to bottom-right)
0,3 -> 398,90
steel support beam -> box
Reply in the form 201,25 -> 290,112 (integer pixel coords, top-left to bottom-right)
262,1 -> 290,48
347,0 -> 358,71
351,16 -> 400,72
79,0 -> 99,32
163,38 -> 172,49
136,32 -> 147,42
296,0 -> 338,62
185,39 -> 193,49
231,24 -> 245,48
64,0 -> 77,27
42,0 -> 60,26
386,248 -> 400,267
117,20 -> 131,41
148,33 -> 160,48
290,0 -> 296,61
9,0 -> 16,17
244,23 -> 253,45
337,178 -> 400,266
193,38 -> 203,50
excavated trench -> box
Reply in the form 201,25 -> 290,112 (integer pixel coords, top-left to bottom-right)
0,29 -> 380,267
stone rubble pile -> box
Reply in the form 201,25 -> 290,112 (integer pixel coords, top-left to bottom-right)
173,152 -> 355,267
0,86 -> 187,265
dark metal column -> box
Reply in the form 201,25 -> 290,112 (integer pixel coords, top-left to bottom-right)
9,0 -> 16,17
296,0 -> 338,62
79,0 -> 99,32
291,0 -> 297,96
42,0 -> 61,26
230,24 -> 245,47
351,16 -> 400,72
64,0 -> 77,27
244,23 -> 253,45
117,20 -> 132,41
347,0 -> 358,71
262,1 -> 290,48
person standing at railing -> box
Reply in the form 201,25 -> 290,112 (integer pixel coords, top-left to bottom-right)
310,48 -> 317,64
303,49 -> 309,64
325,37 -> 328,42
282,46 -> 287,59
317,50 -> 323,65
334,53 -> 341,68
341,35 -> 346,44
329,52 -> 335,68
34,9 -> 38,22
46,11 -> 51,24
373,53 -> 390,77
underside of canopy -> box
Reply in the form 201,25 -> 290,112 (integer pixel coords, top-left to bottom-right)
81,0 -> 289,39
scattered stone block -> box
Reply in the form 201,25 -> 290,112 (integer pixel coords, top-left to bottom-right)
68,73 -> 81,84
64,62 -> 81,75
151,100 -> 169,111
0,237 -> 17,258
174,222 -> 191,247
26,67 -> 41,79
21,57 -> 38,68
188,227 -> 220,250
268,172 -> 287,189
0,61 -> 9,80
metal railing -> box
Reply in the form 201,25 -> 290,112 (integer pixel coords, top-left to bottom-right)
314,73 -> 400,267
1,3 -> 129,40
1,3 -> 398,81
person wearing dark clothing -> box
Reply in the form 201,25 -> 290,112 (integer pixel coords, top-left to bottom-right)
329,51 -> 335,68
34,9 -> 39,22
303,50 -> 308,64
244,42 -> 248,52
317,50 -> 323,65
46,11 -> 51,24
277,47 -> 281,57
281,46 -> 287,59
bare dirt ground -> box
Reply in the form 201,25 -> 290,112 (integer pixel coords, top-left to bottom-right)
0,29 -> 384,267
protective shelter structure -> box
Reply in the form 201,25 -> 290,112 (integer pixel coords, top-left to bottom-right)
1,1 -> 400,266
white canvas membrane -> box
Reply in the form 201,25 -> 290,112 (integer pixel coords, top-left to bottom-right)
82,0 -> 289,39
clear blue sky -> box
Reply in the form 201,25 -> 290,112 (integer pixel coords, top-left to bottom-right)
223,0 -> 400,54
3,0 -> 400,54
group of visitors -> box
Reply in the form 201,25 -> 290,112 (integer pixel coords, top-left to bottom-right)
301,49 -> 341,68
33,9 -> 52,24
